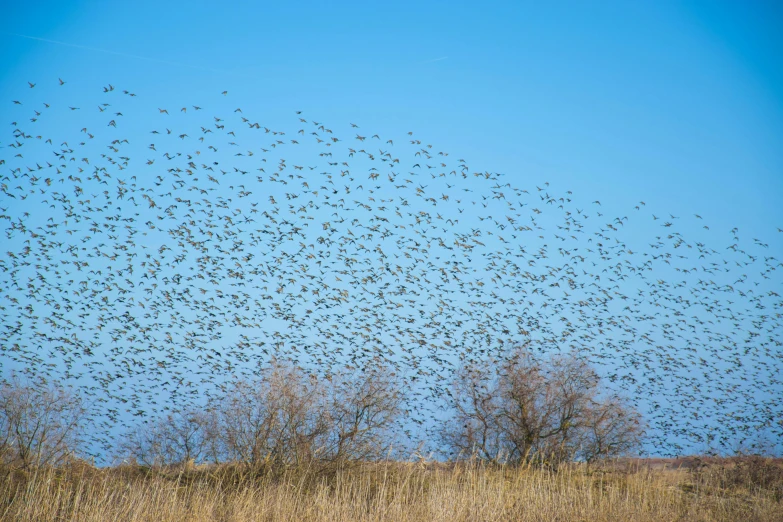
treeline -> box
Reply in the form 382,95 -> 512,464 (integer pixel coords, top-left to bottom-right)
1,348 -> 644,469
119,363 -> 404,468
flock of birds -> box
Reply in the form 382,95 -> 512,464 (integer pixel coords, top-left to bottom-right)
1,79 -> 781,458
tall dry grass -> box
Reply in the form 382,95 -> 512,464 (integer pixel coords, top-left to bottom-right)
1,458 -> 781,521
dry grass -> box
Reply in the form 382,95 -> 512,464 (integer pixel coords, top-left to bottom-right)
1,457 -> 781,521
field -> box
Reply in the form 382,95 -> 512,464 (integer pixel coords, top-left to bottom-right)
2,4 -> 782,521
2,457 -> 781,521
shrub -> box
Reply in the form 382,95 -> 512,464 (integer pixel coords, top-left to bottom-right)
119,361 -> 404,469
442,347 -> 643,466
0,375 -> 87,468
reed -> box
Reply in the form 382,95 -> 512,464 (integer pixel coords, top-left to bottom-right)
1,458 -> 780,521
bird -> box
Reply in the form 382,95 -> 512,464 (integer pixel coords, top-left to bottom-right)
0,76 -> 779,463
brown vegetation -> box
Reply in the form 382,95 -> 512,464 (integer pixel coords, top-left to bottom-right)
0,376 -> 87,469
1,457 -> 781,521
2,357 -> 779,520
117,362 -> 404,468
442,348 -> 643,466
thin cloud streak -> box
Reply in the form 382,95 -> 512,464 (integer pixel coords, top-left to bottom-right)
420,56 -> 448,64
2,31 -> 232,75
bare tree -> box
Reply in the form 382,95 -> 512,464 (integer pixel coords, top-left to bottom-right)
0,376 -> 88,469
117,422 -> 163,467
441,363 -> 507,462
212,361 -> 404,467
442,348 -> 643,466
216,362 -> 331,467
320,365 -> 404,462
119,361 -> 405,468
577,394 -> 642,463
118,407 -> 216,467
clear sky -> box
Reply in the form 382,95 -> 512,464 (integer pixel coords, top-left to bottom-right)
2,0 -> 782,233
1,1 -> 782,459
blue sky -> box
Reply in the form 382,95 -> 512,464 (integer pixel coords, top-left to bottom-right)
2,0 -> 782,235
1,1 -> 782,458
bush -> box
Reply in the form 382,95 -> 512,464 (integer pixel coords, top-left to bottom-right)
442,347 -> 643,466
119,361 -> 404,469
118,407 -> 218,467
0,375 -> 88,469
718,456 -> 783,497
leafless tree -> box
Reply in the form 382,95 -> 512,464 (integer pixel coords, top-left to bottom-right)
442,348 -> 643,466
0,376 -> 88,469
118,407 -> 217,466
118,361 -> 405,468
216,362 -> 329,467
211,361 -> 404,467
320,365 -> 404,462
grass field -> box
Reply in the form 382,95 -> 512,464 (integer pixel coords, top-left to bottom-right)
1,457 -> 781,521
